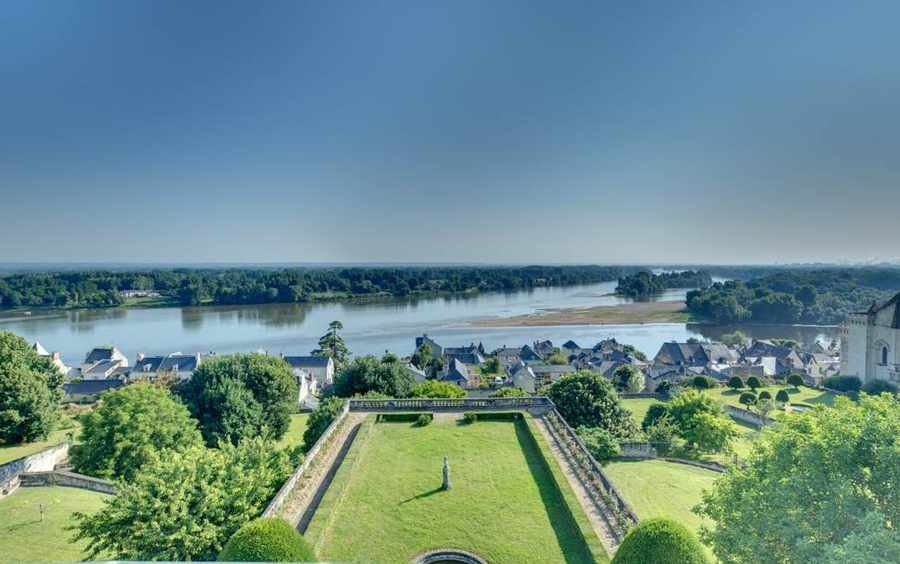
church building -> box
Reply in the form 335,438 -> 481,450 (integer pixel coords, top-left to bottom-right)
841,291 -> 900,384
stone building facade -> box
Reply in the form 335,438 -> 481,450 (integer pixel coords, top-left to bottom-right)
841,292 -> 900,384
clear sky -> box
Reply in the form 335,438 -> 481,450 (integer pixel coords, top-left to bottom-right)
2,1 -> 898,264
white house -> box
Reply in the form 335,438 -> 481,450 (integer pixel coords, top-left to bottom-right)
80,346 -> 129,380
841,292 -> 900,385
33,341 -> 72,376
282,355 -> 334,389
132,352 -> 203,381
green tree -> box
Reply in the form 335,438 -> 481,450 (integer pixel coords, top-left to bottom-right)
491,387 -> 528,398
786,373 -> 805,388
612,518 -> 709,564
176,354 -> 298,446
668,391 -> 736,452
410,342 -> 433,371
73,437 -> 292,561
577,426 -> 621,461
311,320 -> 350,369
482,356 -> 500,374
332,355 -> 415,398
727,376 -> 744,391
0,331 -> 64,443
408,380 -> 466,398
613,365 -> 645,393
696,395 -> 900,564
719,331 -> 749,348
739,391 -> 757,409
546,351 -> 568,365
641,403 -> 671,431
218,517 -> 317,562
691,375 -> 713,389
758,390 -> 772,401
775,389 -> 790,404
302,397 -> 345,451
746,376 -> 762,391
546,371 -> 637,440
71,383 -> 202,481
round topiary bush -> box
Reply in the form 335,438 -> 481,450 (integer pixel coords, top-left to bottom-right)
218,518 -> 316,562
612,518 -> 709,564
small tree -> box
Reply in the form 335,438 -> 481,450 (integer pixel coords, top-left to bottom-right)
218,517 -> 316,562
311,320 -> 350,369
410,343 -> 433,371
692,375 -> 712,389
614,365 -> 645,393
641,403 -> 671,431
746,376 -> 762,391
758,390 -> 772,401
408,380 -> 465,399
645,416 -> 677,454
787,373 -> 805,388
71,383 -> 202,481
727,376 -> 744,391
739,392 -> 757,409
775,389 -> 790,404
577,426 -> 621,461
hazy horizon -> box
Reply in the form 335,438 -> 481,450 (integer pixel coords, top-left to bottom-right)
3,1 -> 899,264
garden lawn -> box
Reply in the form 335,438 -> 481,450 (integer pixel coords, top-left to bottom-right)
305,414 -> 606,564
704,385 -> 836,410
0,486 -> 109,563
621,397 -> 662,427
604,459 -> 719,537
0,416 -> 80,465
275,413 -> 310,450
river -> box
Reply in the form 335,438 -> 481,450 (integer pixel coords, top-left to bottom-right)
0,280 -> 838,365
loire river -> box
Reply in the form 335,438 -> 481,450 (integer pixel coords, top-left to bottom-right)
0,280 -> 838,366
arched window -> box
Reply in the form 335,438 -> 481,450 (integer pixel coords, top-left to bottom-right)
882,346 -> 889,365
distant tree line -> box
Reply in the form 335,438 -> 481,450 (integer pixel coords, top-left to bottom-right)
615,270 -> 712,298
0,265 -> 640,309
686,268 -> 900,325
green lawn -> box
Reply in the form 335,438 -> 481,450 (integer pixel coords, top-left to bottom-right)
305,414 -> 606,564
604,459 -> 719,537
0,417 -> 80,465
0,486 -> 109,563
621,397 -> 661,427
275,413 -> 310,450
704,385 -> 836,410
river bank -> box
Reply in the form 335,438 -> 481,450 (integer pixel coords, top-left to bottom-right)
471,300 -> 692,327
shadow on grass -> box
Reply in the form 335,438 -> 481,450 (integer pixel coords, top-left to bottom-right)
399,486 -> 444,505
514,420 -> 597,564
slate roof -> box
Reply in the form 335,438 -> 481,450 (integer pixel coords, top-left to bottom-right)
283,355 -> 331,368
519,345 -> 543,362
84,347 -> 121,364
562,340 -> 581,350
442,358 -> 470,383
865,291 -> 900,328
32,341 -> 50,356
64,380 -> 125,396
445,351 -> 485,365
529,364 -> 575,375
85,360 -> 120,375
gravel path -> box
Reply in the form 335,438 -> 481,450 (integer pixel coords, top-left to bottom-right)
533,415 -> 623,556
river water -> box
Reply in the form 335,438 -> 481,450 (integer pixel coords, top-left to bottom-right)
0,280 -> 838,365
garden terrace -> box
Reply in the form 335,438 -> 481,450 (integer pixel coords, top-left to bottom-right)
304,413 -> 608,564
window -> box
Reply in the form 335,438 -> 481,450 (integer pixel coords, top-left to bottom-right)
882,346 -> 889,365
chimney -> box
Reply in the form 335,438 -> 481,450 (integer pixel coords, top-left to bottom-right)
136,352 -> 145,362
52,352 -> 60,361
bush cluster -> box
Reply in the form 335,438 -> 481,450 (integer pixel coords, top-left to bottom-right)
218,517 -> 316,562
823,375 -> 862,392
415,413 -> 433,427
612,518 -> 709,564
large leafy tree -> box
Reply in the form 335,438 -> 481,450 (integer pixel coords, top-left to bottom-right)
0,330 -> 64,443
546,371 -> 637,440
408,380 -> 466,399
332,355 -> 415,398
176,353 -> 297,446
70,383 -> 202,481
73,437 -> 292,561
311,320 -> 350,369
696,395 -> 900,564
667,390 -> 736,452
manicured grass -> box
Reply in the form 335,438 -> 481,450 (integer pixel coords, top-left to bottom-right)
621,398 -> 661,427
275,413 -> 310,450
604,459 -> 719,537
704,385 -> 836,410
305,414 -> 606,564
0,417 -> 80,465
0,486 -> 109,562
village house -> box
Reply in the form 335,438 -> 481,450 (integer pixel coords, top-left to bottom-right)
80,346 -> 129,380
841,291 -> 900,384
131,352 -> 204,381
443,343 -> 486,366
405,363 -> 428,384
440,358 -> 471,387
282,355 -> 335,389
529,363 -> 576,388
511,364 -> 537,393
32,341 -> 72,376
414,334 -> 443,359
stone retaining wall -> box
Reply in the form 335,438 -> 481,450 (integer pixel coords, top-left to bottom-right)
20,470 -> 116,494
662,457 -> 727,473
618,441 -> 657,459
723,405 -> 773,427
0,443 -> 70,497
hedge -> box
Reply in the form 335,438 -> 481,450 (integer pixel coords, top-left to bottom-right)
218,518 -> 316,562
612,518 -> 709,564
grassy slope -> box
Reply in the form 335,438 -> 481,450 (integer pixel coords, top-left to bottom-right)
0,486 -> 109,563
603,459 -> 719,535
704,385 -> 836,410
275,413 -> 310,450
621,397 -> 659,427
305,415 -> 606,564
0,416 -> 80,466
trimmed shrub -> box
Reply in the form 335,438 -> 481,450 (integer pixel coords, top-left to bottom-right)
415,413 -> 433,427
727,376 -> 744,391
823,375 -> 862,393
641,403 -> 670,431
461,412 -> 476,424
218,517 -> 316,562
472,412 -> 522,422
787,373 -> 805,388
746,376 -> 763,391
861,379 -> 899,396
758,390 -> 772,401
655,380 -> 672,397
739,392 -> 757,408
691,375 -> 714,389
612,518 -> 709,564
775,389 -> 790,403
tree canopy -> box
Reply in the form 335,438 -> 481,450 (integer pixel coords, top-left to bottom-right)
408,380 -> 466,398
71,383 -> 202,481
332,355 -> 415,398
0,330 -> 64,443
311,320 -> 350,369
546,371 -> 637,440
73,437 -> 292,561
696,395 -> 900,563
176,353 -> 298,446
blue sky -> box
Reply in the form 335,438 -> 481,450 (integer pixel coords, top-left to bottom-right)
2,1 -> 899,264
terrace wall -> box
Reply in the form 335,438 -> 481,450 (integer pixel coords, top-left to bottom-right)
19,470 -> 116,494
723,405 -> 773,427
0,443 -> 70,498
